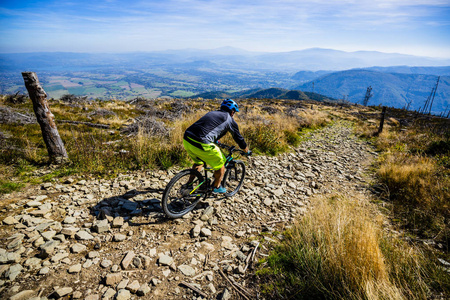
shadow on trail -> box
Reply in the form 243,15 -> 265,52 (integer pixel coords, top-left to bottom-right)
90,187 -> 168,226
90,186 -> 226,226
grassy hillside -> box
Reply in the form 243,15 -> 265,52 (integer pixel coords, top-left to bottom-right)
0,95 -> 330,192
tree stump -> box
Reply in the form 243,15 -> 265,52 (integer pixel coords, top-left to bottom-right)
22,72 -> 69,164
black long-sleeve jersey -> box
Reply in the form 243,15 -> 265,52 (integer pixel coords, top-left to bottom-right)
184,109 -> 247,150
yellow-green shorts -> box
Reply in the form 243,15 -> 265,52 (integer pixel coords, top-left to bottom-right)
183,138 -> 226,170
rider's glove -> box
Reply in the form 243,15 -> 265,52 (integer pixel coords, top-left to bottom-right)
246,150 -> 252,156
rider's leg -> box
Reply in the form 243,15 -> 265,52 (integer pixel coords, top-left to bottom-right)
187,164 -> 203,184
213,165 -> 225,188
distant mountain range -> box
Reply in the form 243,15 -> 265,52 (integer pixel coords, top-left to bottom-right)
1,47 -> 450,72
296,70 -> 449,114
1,48 -> 449,114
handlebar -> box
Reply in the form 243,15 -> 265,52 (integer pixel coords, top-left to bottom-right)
215,141 -> 252,156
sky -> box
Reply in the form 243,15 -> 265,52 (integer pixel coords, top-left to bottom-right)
0,0 -> 449,58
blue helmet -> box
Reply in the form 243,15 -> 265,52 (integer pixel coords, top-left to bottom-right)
221,99 -> 239,112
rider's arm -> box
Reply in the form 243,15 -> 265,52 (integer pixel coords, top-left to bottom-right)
229,119 -> 247,150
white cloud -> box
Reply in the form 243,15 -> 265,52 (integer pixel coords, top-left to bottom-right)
0,0 -> 449,56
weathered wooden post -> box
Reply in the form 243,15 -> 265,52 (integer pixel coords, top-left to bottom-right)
22,72 -> 69,164
377,106 -> 387,135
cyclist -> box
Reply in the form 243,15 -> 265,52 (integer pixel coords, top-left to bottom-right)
183,99 -> 250,194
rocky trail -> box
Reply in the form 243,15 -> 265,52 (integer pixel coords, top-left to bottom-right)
0,122 -> 377,300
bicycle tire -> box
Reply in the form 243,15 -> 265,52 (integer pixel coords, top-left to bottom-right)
162,169 -> 206,218
222,160 -> 246,197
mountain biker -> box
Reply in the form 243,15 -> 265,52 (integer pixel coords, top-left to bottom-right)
183,99 -> 250,194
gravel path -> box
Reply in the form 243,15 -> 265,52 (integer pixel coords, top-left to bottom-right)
0,121 -> 377,300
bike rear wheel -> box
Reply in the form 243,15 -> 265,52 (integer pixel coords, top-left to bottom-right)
162,169 -> 206,218
222,160 -> 245,197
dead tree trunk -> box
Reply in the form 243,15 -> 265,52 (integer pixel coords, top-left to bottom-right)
22,72 -> 69,164
377,106 -> 387,135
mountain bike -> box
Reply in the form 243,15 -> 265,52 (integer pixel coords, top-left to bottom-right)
161,142 -> 250,219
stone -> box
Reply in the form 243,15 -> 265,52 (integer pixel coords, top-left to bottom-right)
84,295 -> 99,300
115,289 -> 131,300
137,283 -> 151,296
191,224 -> 201,237
68,264 -> 82,273
71,243 -> 87,253
177,265 -> 196,276
34,195 -> 48,201
53,234 -> 65,242
200,228 -> 212,237
3,216 -> 18,225
122,202 -> 138,212
263,199 -> 273,206
207,283 -> 216,294
200,242 -> 215,252
235,250 -> 247,262
54,287 -> 73,298
39,240 -> 60,258
33,236 -> 45,248
93,219 -> 110,233
72,291 -> 83,299
105,273 -> 123,286
83,259 -> 93,268
75,230 -> 93,240
117,279 -> 129,290
61,226 -> 79,236
158,255 -> 173,266
63,216 -> 76,224
121,251 -> 135,269
149,248 -> 157,257
236,231 -> 246,238
9,290 -> 35,300
141,255 -> 151,269
26,201 -> 42,208
219,288 -> 232,300
29,209 -> 49,217
7,238 -> 22,250
87,251 -> 99,258
102,288 -> 115,300
112,217 -> 124,228
38,266 -> 49,275
100,259 -> 112,268
272,188 -> 284,196
221,236 -> 237,250
126,280 -> 140,294
51,252 -> 69,263
41,230 -> 56,241
151,278 -> 161,286
132,256 -> 142,268
24,257 -> 42,267
41,182 -> 52,189
0,252 -> 20,264
35,222 -> 53,233
200,206 -> 214,221
113,233 -> 126,242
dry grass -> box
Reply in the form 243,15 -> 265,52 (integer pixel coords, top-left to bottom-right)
0,97 -> 331,189
259,195 -> 437,299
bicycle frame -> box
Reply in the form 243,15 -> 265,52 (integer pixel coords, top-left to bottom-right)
189,144 -> 244,196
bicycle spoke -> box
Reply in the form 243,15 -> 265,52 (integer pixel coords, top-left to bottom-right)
162,169 -> 206,218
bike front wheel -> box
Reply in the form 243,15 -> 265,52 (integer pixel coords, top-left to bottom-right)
222,160 -> 246,197
162,169 -> 206,218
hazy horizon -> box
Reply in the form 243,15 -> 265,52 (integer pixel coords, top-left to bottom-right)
1,1 -> 449,59
0,46 -> 446,58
